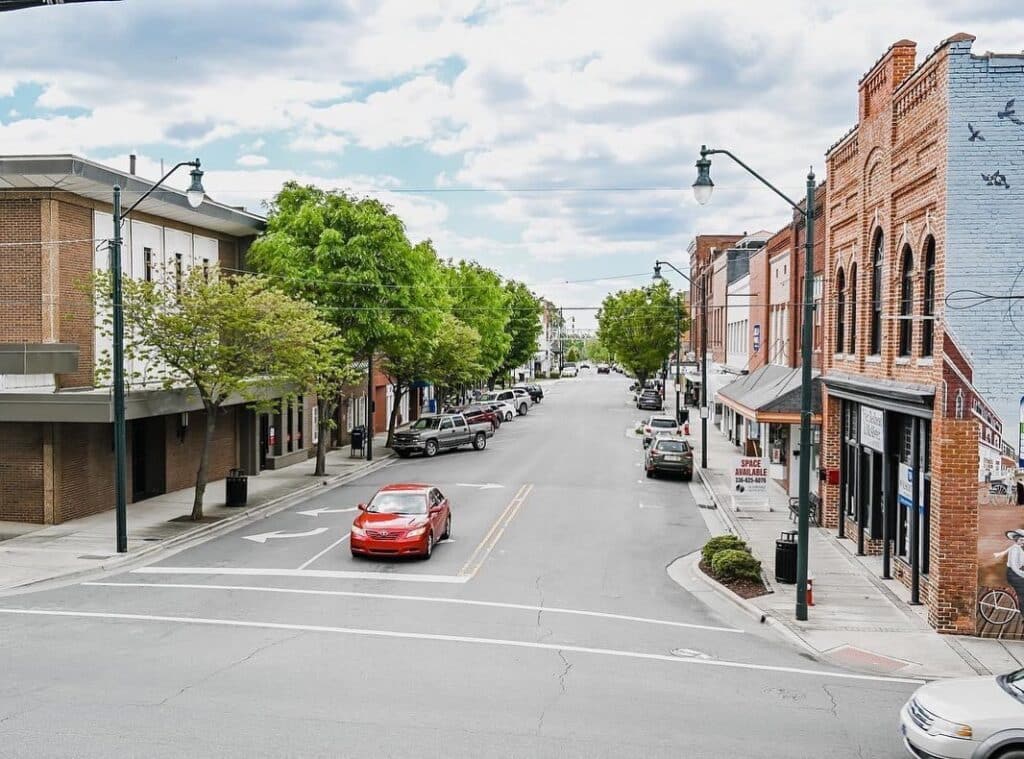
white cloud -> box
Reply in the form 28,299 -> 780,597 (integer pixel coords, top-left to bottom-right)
236,154 -> 269,167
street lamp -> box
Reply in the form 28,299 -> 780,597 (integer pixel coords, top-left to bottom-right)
110,158 -> 205,553
693,143 -> 816,623
652,260 -> 707,469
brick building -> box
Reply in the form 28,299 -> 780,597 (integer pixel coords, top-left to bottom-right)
0,155 -> 376,524
819,35 -> 1024,638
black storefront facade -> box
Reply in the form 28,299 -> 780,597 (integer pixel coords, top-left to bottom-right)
824,373 -> 934,605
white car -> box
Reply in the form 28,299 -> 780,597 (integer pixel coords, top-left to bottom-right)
479,390 -> 529,418
642,415 -> 684,448
560,365 -> 578,377
899,669 -> 1024,759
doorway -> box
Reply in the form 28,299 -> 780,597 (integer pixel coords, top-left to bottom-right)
130,417 -> 166,502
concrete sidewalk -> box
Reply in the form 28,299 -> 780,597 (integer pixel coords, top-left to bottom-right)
0,432 -> 394,594
684,412 -> 1024,680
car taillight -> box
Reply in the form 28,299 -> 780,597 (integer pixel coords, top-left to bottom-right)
644,426 -> 651,434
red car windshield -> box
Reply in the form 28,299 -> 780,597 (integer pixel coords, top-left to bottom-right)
368,492 -> 427,515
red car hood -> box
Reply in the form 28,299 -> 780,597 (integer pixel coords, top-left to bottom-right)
354,512 -> 429,531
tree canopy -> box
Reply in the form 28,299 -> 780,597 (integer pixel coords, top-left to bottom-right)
596,283 -> 686,382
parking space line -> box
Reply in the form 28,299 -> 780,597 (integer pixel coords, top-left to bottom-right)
0,607 -> 923,685
296,534 -> 349,571
131,566 -> 469,584
459,483 -> 533,578
83,581 -> 744,634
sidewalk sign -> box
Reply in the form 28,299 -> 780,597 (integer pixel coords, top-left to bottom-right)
732,456 -> 769,511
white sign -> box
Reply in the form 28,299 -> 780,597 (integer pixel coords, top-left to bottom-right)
732,457 -> 769,511
733,457 -> 768,494
312,405 -> 319,445
860,406 -> 885,452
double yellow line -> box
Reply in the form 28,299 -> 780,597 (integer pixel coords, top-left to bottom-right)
459,483 -> 534,578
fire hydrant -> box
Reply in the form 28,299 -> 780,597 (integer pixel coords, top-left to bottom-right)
683,422 -> 690,436
807,578 -> 815,606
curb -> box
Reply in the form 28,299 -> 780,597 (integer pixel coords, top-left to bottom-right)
0,453 -> 395,597
674,551 -> 825,663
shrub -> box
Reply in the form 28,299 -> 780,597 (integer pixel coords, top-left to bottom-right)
711,549 -> 762,583
700,534 -> 747,566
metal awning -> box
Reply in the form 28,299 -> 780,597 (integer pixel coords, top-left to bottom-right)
717,364 -> 822,423
0,155 -> 264,237
822,372 -> 934,418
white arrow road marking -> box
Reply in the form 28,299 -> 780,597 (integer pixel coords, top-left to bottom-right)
242,528 -> 328,544
455,483 -> 504,490
296,507 -> 358,517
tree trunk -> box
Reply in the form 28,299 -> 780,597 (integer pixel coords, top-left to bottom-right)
191,401 -> 219,521
315,396 -> 330,476
386,381 -> 405,448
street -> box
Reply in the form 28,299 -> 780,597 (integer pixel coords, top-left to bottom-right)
0,372 -> 916,758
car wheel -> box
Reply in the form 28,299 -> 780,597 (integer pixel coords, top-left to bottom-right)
423,531 -> 434,559
993,751 -> 1024,759
519,403 -> 528,416
442,515 -> 451,540
506,411 -> 514,422
397,450 -> 411,458
424,439 -> 438,458
473,431 -> 487,450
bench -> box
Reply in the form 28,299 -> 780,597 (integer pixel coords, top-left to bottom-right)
788,494 -> 820,526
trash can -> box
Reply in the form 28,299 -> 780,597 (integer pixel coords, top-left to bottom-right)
677,408 -> 690,424
775,530 -> 798,584
349,425 -> 365,458
225,468 -> 248,507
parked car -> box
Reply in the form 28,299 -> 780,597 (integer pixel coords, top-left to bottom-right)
514,383 -> 543,403
899,668 -> 1024,759
479,389 -> 530,416
643,415 -> 683,448
482,400 -> 518,422
460,405 -> 501,431
637,390 -> 664,411
350,483 -> 451,559
645,437 -> 693,480
560,364 -> 578,377
597,363 -> 611,374
580,362 -> 590,369
391,413 -> 492,458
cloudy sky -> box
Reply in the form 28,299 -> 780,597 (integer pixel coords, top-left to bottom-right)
2,0 -> 1021,326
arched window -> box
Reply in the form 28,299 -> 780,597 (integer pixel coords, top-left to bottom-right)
921,237 -> 935,357
870,230 -> 884,355
835,268 -> 846,353
898,246 -> 913,356
848,263 -> 858,354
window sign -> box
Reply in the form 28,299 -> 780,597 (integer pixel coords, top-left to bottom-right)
753,324 -> 761,352
860,406 -> 885,452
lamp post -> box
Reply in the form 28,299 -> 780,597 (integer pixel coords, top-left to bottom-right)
674,292 -> 681,423
693,144 -> 815,622
110,159 -> 205,553
652,260 -> 707,468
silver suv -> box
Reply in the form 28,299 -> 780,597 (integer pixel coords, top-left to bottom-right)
480,389 -> 530,416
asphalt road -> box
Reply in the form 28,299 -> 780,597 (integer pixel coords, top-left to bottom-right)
0,371 -> 917,758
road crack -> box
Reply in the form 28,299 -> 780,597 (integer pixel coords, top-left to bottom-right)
536,649 -> 573,735
821,684 -> 839,718
157,632 -> 302,706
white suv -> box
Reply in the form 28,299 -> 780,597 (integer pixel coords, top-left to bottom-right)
480,389 -> 530,417
561,364 -> 578,377
900,669 -> 1024,759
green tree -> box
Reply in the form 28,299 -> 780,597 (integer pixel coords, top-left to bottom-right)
565,344 -> 581,363
444,261 -> 510,383
426,314 -> 484,402
585,337 -> 612,364
300,333 -> 363,476
92,266 -> 325,520
596,282 -> 684,383
248,182 -> 423,439
493,280 -> 541,381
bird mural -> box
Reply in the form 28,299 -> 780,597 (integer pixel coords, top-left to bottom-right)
969,123 -> 985,142
998,99 -> 1024,126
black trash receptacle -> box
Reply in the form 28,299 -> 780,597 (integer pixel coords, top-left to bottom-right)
225,468 -> 248,507
677,408 -> 690,424
775,530 -> 798,584
349,425 -> 365,458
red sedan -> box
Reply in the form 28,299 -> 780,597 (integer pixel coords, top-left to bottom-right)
350,483 -> 451,559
